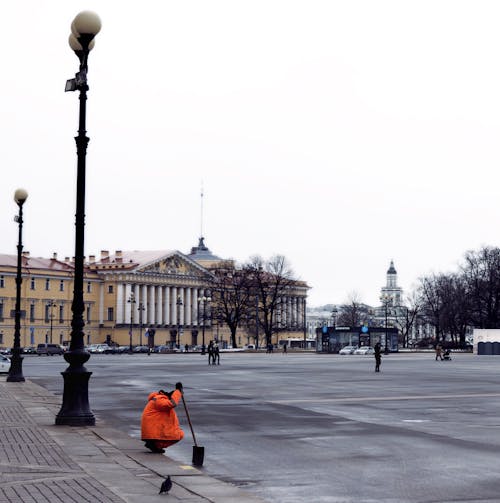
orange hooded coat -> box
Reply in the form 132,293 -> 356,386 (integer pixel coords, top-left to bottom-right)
141,390 -> 184,442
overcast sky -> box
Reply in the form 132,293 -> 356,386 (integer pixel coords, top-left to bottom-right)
1,1 -> 499,307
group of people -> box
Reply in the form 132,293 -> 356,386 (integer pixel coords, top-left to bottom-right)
207,341 -> 220,365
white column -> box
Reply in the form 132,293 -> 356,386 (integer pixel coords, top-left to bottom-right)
156,286 -> 163,325
124,284 -> 132,324
148,285 -> 155,324
178,287 -> 185,325
280,296 -> 286,327
287,297 -> 292,328
164,287 -> 170,325
185,287 -> 192,326
116,283 -> 124,324
192,288 -> 199,326
137,284 -> 146,325
171,287 -> 177,325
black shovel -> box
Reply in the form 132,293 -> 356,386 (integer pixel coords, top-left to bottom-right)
181,394 -> 204,466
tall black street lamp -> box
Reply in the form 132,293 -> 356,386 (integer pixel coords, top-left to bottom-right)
176,295 -> 183,348
198,295 -> 211,347
49,300 -> 56,344
128,293 -> 136,352
7,188 -> 28,383
331,306 -> 338,328
56,11 -> 101,426
380,293 -> 392,355
138,302 -> 145,346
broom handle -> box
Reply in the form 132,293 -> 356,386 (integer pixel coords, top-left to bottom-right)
181,394 -> 198,447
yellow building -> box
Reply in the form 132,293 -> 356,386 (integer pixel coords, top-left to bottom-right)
0,252 -> 100,349
0,239 -> 309,350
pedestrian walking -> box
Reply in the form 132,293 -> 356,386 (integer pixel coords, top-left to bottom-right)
141,383 -> 185,453
435,343 -> 443,361
283,343 -> 287,354
207,341 -> 214,365
214,343 -> 220,365
374,342 -> 382,372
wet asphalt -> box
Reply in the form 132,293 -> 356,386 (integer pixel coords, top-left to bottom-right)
23,351 -> 500,503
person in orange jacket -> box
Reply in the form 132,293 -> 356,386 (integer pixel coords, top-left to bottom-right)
141,382 -> 185,453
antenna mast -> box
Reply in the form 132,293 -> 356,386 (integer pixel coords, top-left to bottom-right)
200,182 -> 204,238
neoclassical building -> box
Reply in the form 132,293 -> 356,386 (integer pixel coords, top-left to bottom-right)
0,238 -> 309,350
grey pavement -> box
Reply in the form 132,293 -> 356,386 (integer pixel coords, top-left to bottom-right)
0,377 -> 267,503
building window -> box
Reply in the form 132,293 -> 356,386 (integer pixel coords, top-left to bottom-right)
59,305 -> 64,323
0,332 -> 3,344
30,303 -> 35,322
87,282 -> 92,293
108,285 -> 114,294
30,331 -> 35,345
31,278 -> 35,290
0,276 -> 4,288
45,304 -> 50,323
0,303 -> 4,321
45,333 -> 49,343
59,280 -> 64,292
86,305 -> 91,323
107,307 -> 114,321
45,278 -> 50,291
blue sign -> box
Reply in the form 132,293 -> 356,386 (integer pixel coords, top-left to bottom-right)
361,325 -> 369,333
322,326 -> 328,334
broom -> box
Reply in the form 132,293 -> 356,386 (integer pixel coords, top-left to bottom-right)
181,394 -> 204,466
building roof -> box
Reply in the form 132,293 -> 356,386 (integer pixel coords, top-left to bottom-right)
0,254 -> 76,272
187,237 -> 222,263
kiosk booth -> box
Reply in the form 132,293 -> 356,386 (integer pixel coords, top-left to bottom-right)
316,325 -> 399,353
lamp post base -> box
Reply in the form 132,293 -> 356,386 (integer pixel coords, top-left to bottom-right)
55,352 -> 95,425
7,353 -> 25,382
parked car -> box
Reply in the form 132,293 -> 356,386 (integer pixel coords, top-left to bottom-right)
36,343 -> 65,356
0,354 -> 10,373
92,344 -> 111,354
133,345 -> 150,353
23,346 -> 36,354
354,346 -> 375,355
339,345 -> 358,355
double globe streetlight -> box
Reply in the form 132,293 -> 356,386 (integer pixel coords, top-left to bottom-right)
56,11 -> 101,426
7,189 -> 28,383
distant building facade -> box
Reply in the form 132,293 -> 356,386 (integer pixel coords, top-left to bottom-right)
0,239 -> 308,350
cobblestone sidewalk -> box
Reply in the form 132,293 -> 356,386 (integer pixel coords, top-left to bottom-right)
0,378 -> 266,503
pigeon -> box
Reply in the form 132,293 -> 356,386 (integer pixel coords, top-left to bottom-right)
159,475 -> 172,494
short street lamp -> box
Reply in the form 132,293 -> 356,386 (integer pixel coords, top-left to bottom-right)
176,296 -> 183,348
198,295 -> 211,347
56,11 -> 101,426
138,302 -> 145,346
128,293 -> 136,352
7,188 -> 28,383
380,293 -> 392,355
48,300 -> 57,344
331,306 -> 338,328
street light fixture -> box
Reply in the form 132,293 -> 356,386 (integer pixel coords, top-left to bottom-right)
380,293 -> 392,355
56,11 -> 101,426
331,306 -> 338,328
176,295 -> 183,348
198,295 -> 211,349
7,188 -> 28,383
48,300 -> 57,344
128,293 -> 136,352
138,302 -> 145,346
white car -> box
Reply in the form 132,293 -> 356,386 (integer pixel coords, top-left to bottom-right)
354,346 -> 375,355
0,354 -> 10,373
339,346 -> 358,355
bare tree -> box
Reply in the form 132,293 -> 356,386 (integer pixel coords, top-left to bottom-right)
393,291 -> 421,347
209,262 -> 252,348
461,246 -> 500,329
244,255 -> 298,347
337,291 -> 369,327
